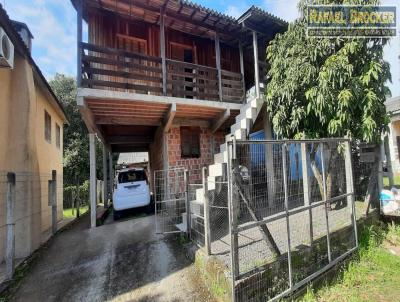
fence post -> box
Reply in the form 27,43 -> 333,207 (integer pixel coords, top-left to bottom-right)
383,135 -> 394,188
345,140 -> 358,248
282,144 -> 293,289
227,140 -> 239,302
184,169 -> 191,239
320,143 -> 332,263
301,142 -> 313,245
6,172 -> 16,281
51,170 -> 57,235
75,174 -> 80,218
203,167 -> 211,256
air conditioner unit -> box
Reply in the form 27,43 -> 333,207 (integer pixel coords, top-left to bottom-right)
0,27 -> 14,69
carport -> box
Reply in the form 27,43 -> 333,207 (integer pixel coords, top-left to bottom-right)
78,92 -> 241,228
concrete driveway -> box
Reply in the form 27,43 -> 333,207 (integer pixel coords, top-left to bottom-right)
10,214 -> 213,302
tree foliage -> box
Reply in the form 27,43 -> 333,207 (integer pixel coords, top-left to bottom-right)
265,0 -> 391,143
49,74 -> 105,184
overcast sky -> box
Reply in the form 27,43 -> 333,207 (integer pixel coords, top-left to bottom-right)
3,0 -> 399,96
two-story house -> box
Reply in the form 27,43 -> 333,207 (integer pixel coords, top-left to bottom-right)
71,0 -> 287,227
0,5 -> 68,270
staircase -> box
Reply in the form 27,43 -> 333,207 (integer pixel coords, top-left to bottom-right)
176,96 -> 264,232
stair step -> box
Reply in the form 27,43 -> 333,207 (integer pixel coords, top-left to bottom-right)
234,128 -> 247,140
190,199 -> 204,216
196,188 -> 204,202
231,117 -> 251,133
175,222 -> 187,232
214,151 -> 227,163
236,107 -> 257,123
209,163 -> 224,177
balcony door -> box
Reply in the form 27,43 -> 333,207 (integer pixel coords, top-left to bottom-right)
170,42 -> 196,99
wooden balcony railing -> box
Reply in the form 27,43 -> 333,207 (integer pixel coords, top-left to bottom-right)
80,42 -> 245,103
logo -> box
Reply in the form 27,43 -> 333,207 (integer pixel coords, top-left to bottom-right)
307,5 -> 397,38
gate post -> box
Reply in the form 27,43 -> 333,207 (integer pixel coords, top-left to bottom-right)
184,169 -> 191,239
301,142 -> 313,245
227,140 -> 239,302
344,140 -> 358,247
6,172 -> 16,280
203,167 -> 211,256
282,144 -> 293,289
320,143 -> 332,263
51,170 -> 57,235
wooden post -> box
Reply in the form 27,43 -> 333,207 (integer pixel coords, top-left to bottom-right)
301,143 -> 313,245
6,172 -> 16,281
239,41 -> 246,103
109,151 -> 113,202
252,31 -> 260,99
102,145 -> 108,208
89,133 -> 97,228
215,32 -> 223,102
51,170 -> 57,235
160,11 -> 167,96
203,167 -> 211,255
77,0 -> 83,87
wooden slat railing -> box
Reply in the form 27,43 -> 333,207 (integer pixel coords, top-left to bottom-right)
81,42 -> 163,95
80,42 -> 245,103
221,69 -> 245,103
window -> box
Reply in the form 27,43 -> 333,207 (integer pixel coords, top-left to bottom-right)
180,127 -> 200,158
44,111 -> 51,143
55,123 -> 61,149
118,170 -> 147,184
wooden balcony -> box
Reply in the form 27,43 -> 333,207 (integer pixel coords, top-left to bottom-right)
80,43 -> 245,104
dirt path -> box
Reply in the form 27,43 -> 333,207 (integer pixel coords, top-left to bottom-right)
10,215 -> 214,302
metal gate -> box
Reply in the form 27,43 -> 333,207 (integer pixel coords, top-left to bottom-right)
225,138 -> 358,302
154,168 -> 188,234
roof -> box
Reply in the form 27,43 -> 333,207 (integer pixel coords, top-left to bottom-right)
386,96 -> 400,115
10,20 -> 34,39
72,0 -> 287,46
0,4 -> 68,123
117,152 -> 149,165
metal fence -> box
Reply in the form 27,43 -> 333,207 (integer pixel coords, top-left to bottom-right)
224,139 -> 358,301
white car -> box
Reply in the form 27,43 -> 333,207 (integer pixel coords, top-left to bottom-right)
113,168 -> 151,219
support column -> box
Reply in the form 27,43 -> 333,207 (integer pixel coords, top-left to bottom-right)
108,151 -> 113,202
239,41 -> 246,103
301,143 -> 313,244
263,113 -> 275,207
160,11 -> 167,96
252,31 -> 260,99
384,134 -> 394,187
89,133 -> 97,228
77,0 -> 83,87
103,145 -> 108,208
215,32 -> 223,101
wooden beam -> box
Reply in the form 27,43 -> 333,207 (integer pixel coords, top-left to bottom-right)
77,0 -> 83,87
212,109 -> 230,133
252,31 -> 260,98
164,103 -> 176,133
95,116 -> 162,126
160,10 -> 167,96
108,135 -> 153,144
214,32 -> 223,102
239,41 -> 246,103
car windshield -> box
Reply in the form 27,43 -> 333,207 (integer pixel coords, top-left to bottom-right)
118,170 -> 147,184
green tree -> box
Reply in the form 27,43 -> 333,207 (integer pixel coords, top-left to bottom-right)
265,0 -> 391,199
49,74 -> 106,184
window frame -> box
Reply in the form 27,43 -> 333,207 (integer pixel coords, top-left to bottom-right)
55,123 -> 61,149
180,126 -> 201,159
44,110 -> 51,144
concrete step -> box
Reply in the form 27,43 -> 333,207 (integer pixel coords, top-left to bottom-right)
190,199 -> 204,216
214,151 -> 227,163
231,117 -> 252,133
234,128 -> 247,140
209,163 -> 224,177
196,188 -> 204,202
220,143 -> 227,153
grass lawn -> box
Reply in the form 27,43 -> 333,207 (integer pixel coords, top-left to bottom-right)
63,205 -> 89,219
383,174 -> 400,188
300,221 -> 400,302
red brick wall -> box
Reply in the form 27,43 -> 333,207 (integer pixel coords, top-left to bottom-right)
166,126 -> 225,183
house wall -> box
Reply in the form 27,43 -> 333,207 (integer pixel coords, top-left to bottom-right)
166,126 -> 225,183
0,53 -> 65,262
388,119 -> 400,174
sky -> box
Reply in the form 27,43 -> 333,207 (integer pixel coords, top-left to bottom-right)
3,0 -> 399,96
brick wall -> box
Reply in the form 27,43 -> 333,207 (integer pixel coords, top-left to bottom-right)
166,126 -> 225,183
